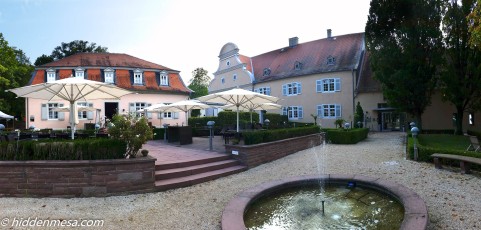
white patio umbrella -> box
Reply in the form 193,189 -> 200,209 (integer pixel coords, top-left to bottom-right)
221,102 -> 282,123
6,76 -> 132,139
0,111 -> 14,119
160,100 -> 211,126
197,88 -> 279,132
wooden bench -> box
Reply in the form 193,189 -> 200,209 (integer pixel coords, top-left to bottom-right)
431,153 -> 481,174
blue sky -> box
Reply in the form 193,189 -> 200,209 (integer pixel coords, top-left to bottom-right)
1,0 -> 371,83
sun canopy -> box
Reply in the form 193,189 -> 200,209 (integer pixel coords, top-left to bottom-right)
7,76 -> 132,139
0,111 -> 14,119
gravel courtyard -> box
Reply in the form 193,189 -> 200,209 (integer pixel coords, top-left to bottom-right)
1,132 -> 480,229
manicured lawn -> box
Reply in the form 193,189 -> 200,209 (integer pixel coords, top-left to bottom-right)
418,134 -> 470,151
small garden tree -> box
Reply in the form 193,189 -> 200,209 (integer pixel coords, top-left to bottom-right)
108,113 -> 153,158
354,102 -> 364,128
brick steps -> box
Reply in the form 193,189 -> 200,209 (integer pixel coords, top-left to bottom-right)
155,165 -> 246,191
154,155 -> 246,191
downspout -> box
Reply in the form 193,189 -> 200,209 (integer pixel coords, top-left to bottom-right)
352,69 -> 356,127
25,98 -> 29,129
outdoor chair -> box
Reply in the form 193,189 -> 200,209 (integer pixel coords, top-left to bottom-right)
466,135 -> 480,152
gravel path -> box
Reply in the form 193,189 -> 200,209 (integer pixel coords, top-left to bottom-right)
1,132 -> 480,229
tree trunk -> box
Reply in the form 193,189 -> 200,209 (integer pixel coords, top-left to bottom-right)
454,107 -> 464,135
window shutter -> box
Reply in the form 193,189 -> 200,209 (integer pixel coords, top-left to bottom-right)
335,78 -> 341,92
297,82 -> 302,94
173,112 -> 179,119
147,103 -> 152,119
41,104 -> 48,120
155,72 -> 160,86
254,88 -> 258,93
84,70 -> 88,80
319,105 -> 325,118
282,84 -> 287,96
335,104 -> 341,117
55,70 -> 60,80
158,112 -> 162,119
113,70 -> 117,84
100,69 -> 105,82
282,107 -> 287,116
316,80 -> 322,92
58,103 -> 65,121
298,107 -> 303,118
129,103 -> 136,113
142,73 -> 145,85
87,103 -> 94,120
129,70 -> 134,85
267,87 -> 271,95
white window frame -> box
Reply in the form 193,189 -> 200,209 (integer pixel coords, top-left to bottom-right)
316,78 -> 341,93
160,72 -> 169,86
104,68 -> 114,83
46,69 -> 56,82
48,103 -> 59,120
294,61 -> 302,70
226,60 -> 230,66
263,68 -> 271,76
77,102 -> 88,120
282,106 -> 303,120
75,67 -> 84,78
318,104 -> 341,119
133,69 -> 143,85
282,82 -> 302,96
256,87 -> 271,95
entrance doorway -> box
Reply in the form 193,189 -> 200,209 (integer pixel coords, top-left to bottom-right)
380,112 -> 405,131
105,102 -> 118,120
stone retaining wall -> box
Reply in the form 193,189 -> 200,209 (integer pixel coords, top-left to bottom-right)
0,156 -> 156,197
225,133 -> 322,168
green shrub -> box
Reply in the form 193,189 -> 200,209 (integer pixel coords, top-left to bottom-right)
264,113 -> 288,129
324,128 -> 369,144
0,139 -> 126,161
108,113 -> 153,158
243,126 -> 320,145
152,128 -> 166,140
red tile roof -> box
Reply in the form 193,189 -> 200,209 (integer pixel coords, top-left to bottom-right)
357,52 -> 382,93
39,53 -> 173,70
30,53 -> 191,94
251,33 -> 365,82
238,55 -> 253,73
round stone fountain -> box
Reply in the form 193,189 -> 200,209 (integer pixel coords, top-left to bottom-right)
222,174 -> 428,230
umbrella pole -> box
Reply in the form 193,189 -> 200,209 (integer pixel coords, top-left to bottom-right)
70,102 -> 75,140
185,111 -> 188,126
236,106 -> 240,132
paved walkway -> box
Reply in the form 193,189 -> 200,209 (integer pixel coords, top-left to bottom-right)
143,136 -> 228,166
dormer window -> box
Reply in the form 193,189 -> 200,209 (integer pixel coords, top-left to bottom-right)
226,61 -> 230,66
263,68 -> 271,76
160,71 -> 169,86
104,68 -> 114,83
46,68 -> 56,82
294,61 -> 302,70
75,67 -> 84,78
327,56 -> 336,65
133,69 -> 143,85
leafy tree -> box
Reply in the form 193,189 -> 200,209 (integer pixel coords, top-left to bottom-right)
188,68 -> 211,117
34,40 -> 108,65
51,40 -> 108,60
34,54 -> 54,66
365,0 -> 444,129
0,33 -> 34,118
441,0 -> 481,135
468,0 -> 481,48
354,102 -> 364,128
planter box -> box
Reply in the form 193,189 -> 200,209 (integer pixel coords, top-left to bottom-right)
225,133 -> 322,168
0,156 -> 156,197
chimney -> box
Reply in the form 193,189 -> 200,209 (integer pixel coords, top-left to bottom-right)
327,29 -> 332,38
289,37 -> 298,48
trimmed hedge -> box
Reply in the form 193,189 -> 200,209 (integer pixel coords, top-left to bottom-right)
323,128 -> 369,144
0,139 -> 127,161
243,126 -> 320,145
406,135 -> 481,171
152,128 -> 166,140
264,113 -> 288,129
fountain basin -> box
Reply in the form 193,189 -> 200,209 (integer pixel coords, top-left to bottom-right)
222,174 -> 428,230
